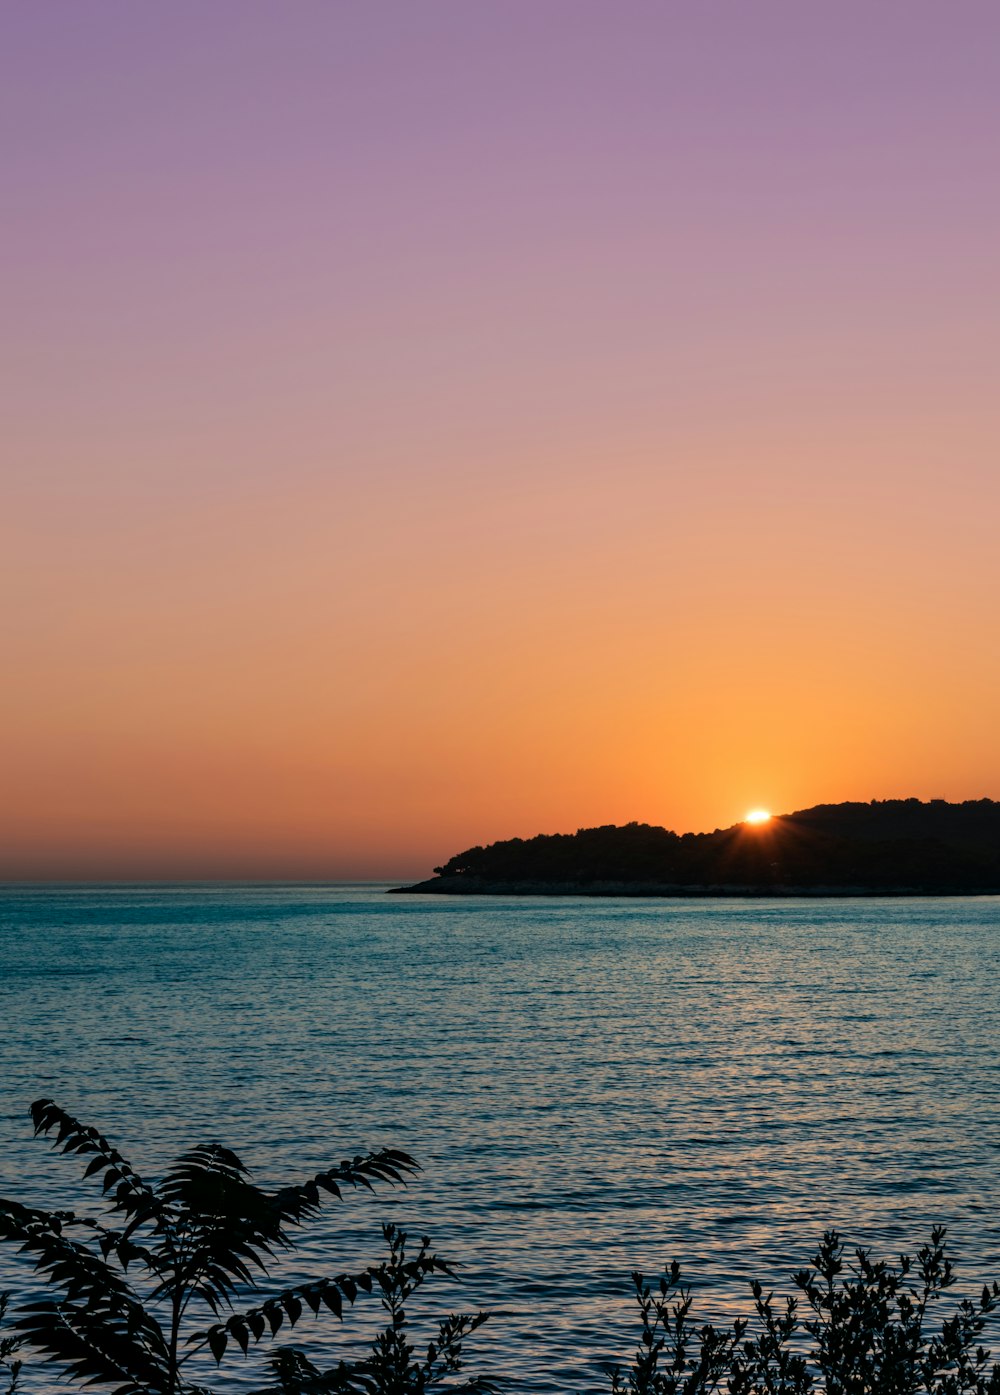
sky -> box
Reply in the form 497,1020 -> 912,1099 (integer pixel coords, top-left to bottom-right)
2,2 -> 999,880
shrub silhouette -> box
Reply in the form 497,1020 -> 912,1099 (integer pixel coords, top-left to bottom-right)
0,1293 -> 21,1395
258,1223 -> 491,1395
0,1101 -> 492,1395
611,1229 -> 1000,1395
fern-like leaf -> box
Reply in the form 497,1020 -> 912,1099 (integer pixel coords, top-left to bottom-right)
29,1101 -> 162,1227
270,1151 -> 420,1227
189,1266 -> 395,1364
16,1297 -> 169,1394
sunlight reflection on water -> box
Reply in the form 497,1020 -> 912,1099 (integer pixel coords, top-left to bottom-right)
1,888 -> 1000,1392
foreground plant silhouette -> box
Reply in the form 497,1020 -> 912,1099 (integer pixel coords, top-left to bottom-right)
0,1101 -> 492,1395
5,1103 -> 1000,1395
0,1294 -> 21,1395
611,1229 -> 1000,1395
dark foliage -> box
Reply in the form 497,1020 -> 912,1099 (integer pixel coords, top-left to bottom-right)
0,1294 -> 21,1395
0,1101 -> 490,1395
251,1224 -> 494,1395
611,1228 -> 1000,1395
398,800 -> 1000,895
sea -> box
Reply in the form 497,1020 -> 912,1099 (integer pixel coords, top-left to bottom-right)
2,886 -> 1000,1393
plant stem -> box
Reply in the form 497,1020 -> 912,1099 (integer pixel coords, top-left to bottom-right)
168,1288 -> 182,1395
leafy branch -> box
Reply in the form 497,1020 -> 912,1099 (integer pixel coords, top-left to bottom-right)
248,1225 -> 496,1395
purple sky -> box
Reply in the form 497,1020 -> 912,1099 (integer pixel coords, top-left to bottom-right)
3,3 -> 1000,877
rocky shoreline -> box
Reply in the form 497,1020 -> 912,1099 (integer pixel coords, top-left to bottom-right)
390,877 -> 994,897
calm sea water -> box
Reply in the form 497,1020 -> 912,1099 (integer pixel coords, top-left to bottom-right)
2,887 -> 1000,1392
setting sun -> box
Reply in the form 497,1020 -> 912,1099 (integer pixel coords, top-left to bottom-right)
745,809 -> 772,825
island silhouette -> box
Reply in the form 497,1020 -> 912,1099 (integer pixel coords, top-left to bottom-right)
391,799 -> 1000,896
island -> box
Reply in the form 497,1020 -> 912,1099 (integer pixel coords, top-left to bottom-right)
390,799 -> 1000,896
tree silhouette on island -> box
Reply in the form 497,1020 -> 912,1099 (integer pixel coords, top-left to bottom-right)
392,800 -> 1000,897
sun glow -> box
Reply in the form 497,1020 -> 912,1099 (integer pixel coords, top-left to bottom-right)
745,809 -> 772,825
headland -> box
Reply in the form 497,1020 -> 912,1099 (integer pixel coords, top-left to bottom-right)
390,799 -> 1000,896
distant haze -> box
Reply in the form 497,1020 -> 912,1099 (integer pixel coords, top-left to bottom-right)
3,3 -> 999,880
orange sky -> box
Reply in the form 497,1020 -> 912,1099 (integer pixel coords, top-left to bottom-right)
3,4 -> 999,880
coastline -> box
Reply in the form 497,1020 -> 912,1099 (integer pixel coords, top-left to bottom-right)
389,878 -> 1000,897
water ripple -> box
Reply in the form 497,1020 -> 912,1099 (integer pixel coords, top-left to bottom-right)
1,888 -> 999,1392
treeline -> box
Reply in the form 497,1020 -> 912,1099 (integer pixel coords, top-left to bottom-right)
399,799 -> 1000,894
2,1102 -> 1000,1395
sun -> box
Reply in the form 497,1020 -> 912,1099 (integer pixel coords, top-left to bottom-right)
744,808 -> 772,825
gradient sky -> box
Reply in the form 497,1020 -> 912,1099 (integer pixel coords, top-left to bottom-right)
3,2 -> 999,879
